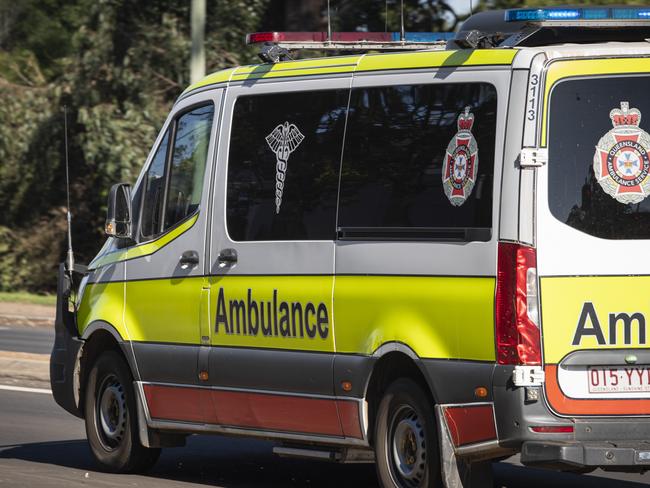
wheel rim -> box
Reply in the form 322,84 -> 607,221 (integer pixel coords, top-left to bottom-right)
388,404 -> 427,487
95,374 -> 127,451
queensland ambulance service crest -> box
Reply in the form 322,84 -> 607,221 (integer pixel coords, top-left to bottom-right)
442,107 -> 479,206
593,101 -> 650,205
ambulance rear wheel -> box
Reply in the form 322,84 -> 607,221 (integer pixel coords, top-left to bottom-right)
374,378 -> 442,488
84,350 -> 160,473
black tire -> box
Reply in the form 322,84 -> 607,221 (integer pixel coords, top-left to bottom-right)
84,350 -> 161,473
374,378 -> 442,488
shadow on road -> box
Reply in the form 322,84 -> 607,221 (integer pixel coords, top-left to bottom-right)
0,439 -> 96,470
1,436 -> 648,488
0,435 -> 379,487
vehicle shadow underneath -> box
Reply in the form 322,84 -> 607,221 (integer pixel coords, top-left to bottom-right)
0,435 -> 378,487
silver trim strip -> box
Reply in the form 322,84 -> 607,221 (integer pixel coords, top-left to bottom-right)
455,440 -> 508,457
137,380 -> 362,402
148,419 -> 369,447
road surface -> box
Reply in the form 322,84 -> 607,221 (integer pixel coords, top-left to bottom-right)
1,323 -> 650,487
0,325 -> 54,354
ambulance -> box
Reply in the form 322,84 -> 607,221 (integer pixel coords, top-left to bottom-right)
50,7 -> 650,488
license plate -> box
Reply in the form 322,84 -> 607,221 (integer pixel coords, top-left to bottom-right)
588,366 -> 650,394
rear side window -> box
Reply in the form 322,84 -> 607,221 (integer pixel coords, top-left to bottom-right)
548,76 -> 650,240
226,89 -> 348,241
337,83 -> 497,241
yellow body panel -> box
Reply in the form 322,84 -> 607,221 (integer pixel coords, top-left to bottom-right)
124,276 -> 203,344
542,58 -> 650,145
541,276 -> 650,364
334,276 -> 495,360
231,56 -> 360,81
77,281 -> 127,339
356,49 -> 516,73
182,67 -> 236,93
80,272 -> 495,361
208,275 -> 335,353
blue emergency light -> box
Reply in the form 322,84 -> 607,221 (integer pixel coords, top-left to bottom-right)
505,7 -> 650,22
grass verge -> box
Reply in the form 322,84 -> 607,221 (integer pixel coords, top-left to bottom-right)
0,292 -> 56,306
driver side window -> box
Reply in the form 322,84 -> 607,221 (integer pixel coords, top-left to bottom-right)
138,103 -> 214,241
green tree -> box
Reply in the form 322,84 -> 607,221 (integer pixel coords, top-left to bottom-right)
0,0 -> 267,292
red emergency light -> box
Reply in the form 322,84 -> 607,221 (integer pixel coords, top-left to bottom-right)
246,31 -> 454,49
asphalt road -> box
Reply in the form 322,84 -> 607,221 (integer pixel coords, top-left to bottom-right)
0,324 -> 54,354
1,325 -> 650,487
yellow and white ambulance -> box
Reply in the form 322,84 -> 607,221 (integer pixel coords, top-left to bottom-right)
50,6 -> 650,487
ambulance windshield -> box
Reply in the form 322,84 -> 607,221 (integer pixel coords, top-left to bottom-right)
548,75 -> 650,239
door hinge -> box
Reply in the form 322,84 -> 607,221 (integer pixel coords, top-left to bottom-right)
519,147 -> 548,168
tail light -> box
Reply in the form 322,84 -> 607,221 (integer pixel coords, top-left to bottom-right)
496,242 -> 541,365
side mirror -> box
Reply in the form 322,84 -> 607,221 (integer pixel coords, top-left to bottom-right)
105,183 -> 133,239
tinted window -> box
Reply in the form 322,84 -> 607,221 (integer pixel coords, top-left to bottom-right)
227,90 -> 348,241
548,76 -> 650,239
140,131 -> 169,239
338,83 -> 497,240
164,105 -> 214,229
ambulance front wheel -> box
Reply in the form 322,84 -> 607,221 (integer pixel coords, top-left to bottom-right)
84,350 -> 161,473
374,378 -> 442,488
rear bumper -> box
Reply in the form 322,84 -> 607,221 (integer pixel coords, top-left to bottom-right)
521,440 -> 650,470
494,364 -> 650,469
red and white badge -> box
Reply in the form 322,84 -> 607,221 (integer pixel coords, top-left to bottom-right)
443,107 -> 479,206
593,101 -> 650,205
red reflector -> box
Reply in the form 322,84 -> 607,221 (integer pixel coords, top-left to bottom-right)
530,425 -> 574,433
496,242 -> 541,365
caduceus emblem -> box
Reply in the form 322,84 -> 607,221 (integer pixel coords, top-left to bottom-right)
265,121 -> 305,214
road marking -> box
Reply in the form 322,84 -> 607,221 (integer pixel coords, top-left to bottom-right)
0,384 -> 51,395
0,326 -> 9,331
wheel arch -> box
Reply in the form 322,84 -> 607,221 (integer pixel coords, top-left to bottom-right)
78,320 -> 138,416
364,342 -> 439,446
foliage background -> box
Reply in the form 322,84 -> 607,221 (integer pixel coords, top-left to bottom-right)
0,0 -> 643,292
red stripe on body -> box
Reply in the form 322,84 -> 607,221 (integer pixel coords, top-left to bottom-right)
336,400 -> 363,439
443,404 -> 496,447
144,384 -> 212,423
143,384 -> 363,438
212,390 -> 343,436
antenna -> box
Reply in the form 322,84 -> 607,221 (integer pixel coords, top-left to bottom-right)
470,0 -> 473,16
400,0 -> 405,42
385,0 -> 388,32
326,0 -> 332,44
63,106 -> 74,275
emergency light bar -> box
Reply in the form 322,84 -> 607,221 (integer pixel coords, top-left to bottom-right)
505,7 -> 650,23
246,31 -> 454,51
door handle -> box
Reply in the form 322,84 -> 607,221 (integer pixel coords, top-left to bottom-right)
179,250 -> 199,269
217,248 -> 238,267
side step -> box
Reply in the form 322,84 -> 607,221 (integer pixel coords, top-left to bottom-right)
273,446 -> 374,464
